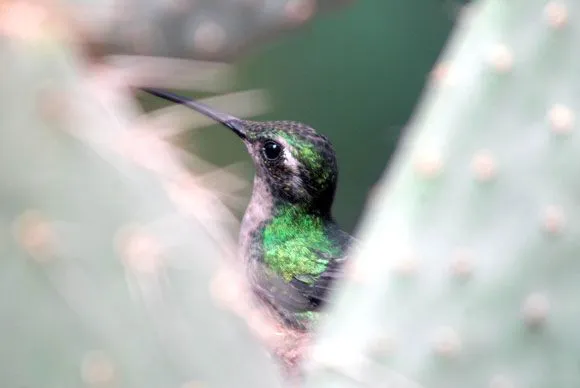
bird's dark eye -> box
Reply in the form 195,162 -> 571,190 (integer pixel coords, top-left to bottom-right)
262,141 -> 283,161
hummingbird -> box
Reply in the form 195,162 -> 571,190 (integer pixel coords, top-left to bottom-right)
142,88 -> 356,331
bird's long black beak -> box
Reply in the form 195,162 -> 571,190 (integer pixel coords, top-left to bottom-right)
141,87 -> 247,140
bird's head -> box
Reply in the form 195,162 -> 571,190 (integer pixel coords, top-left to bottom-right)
143,89 -> 339,214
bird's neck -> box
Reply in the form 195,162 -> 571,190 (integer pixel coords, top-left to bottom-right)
261,204 -> 341,281
238,176 -> 334,263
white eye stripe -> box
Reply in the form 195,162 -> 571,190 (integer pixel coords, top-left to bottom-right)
268,136 -> 311,200
276,137 -> 300,173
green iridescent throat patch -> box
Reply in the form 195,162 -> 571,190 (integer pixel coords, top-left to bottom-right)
262,205 -> 341,282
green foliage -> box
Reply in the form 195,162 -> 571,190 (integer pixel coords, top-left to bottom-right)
304,0 -> 580,387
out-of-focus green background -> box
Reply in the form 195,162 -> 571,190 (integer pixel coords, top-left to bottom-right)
144,0 -> 462,234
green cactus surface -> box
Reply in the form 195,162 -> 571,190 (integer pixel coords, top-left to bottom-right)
303,0 -> 580,387
0,7 -> 283,388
